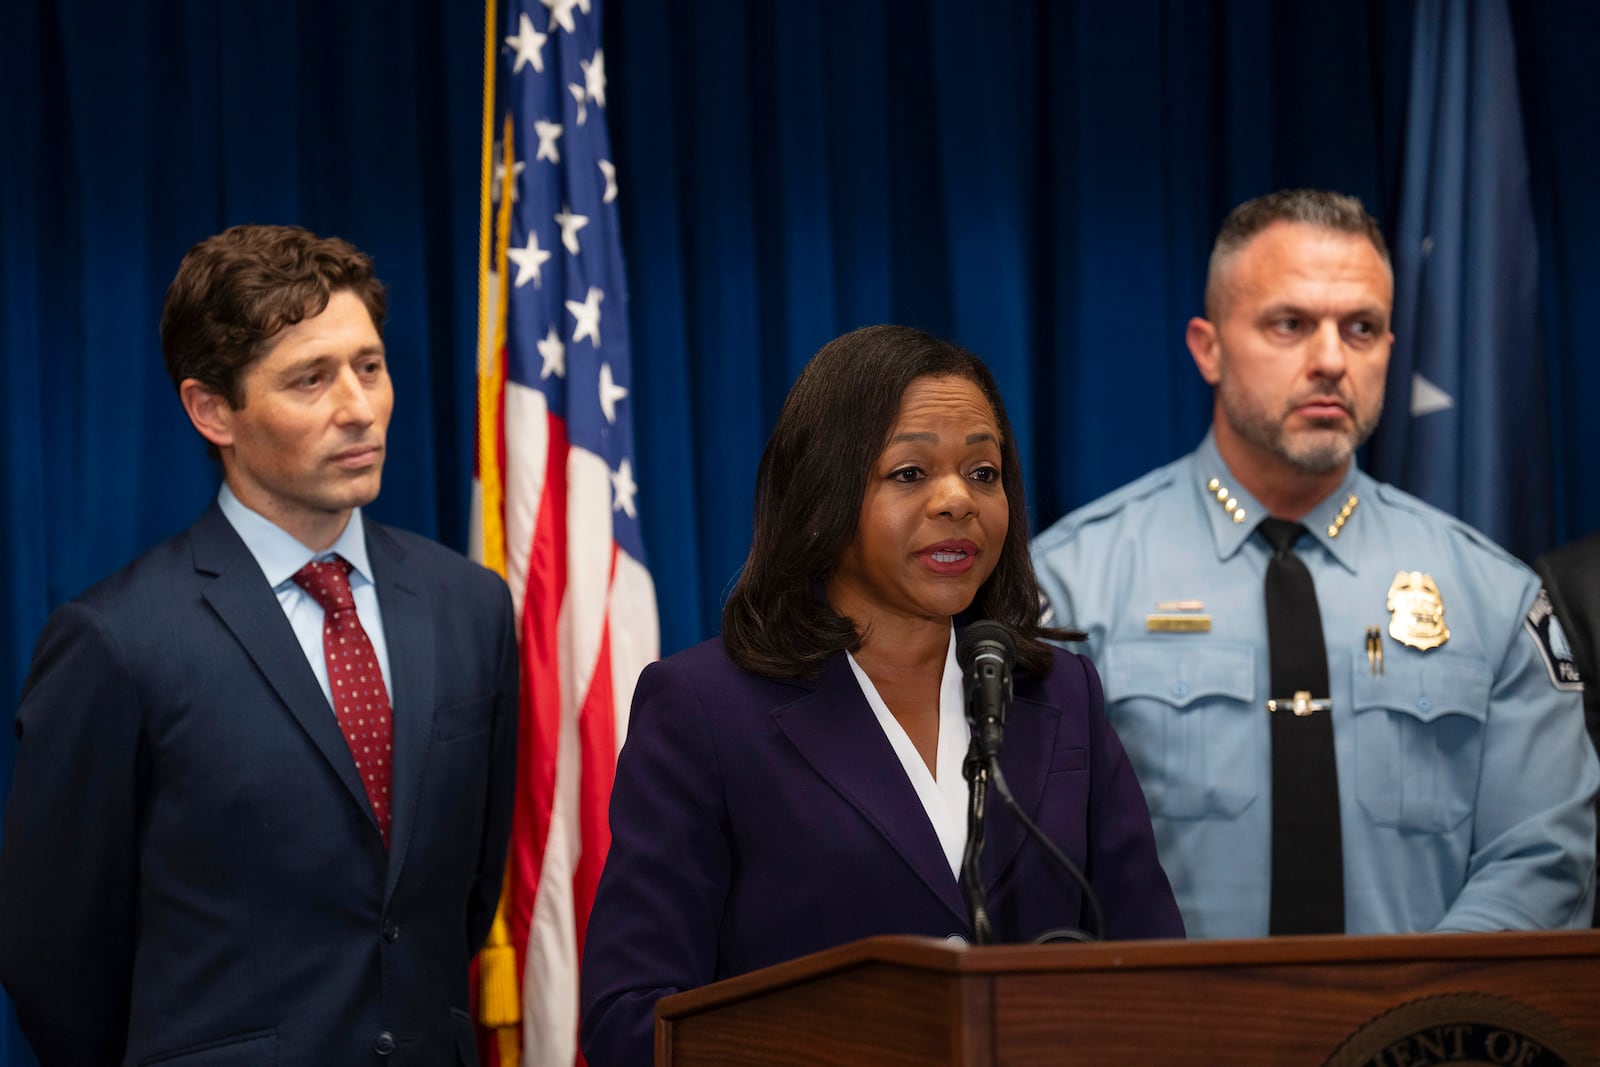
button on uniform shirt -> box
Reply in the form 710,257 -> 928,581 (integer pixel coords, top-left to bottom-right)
217,485 -> 393,727
1029,431 -> 1599,937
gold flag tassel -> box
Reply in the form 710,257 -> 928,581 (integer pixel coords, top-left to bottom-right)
478,879 -> 521,1029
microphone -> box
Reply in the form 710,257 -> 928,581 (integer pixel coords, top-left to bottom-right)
958,621 -> 1015,763
956,621 -> 1015,945
956,620 -> 1106,943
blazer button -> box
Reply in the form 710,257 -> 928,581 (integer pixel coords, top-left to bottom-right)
373,1031 -> 397,1056
383,920 -> 401,942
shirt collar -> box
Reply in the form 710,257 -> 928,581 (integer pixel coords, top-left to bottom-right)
1191,430 -> 1366,573
217,483 -> 374,589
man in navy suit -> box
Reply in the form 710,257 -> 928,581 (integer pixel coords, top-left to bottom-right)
1537,531 -> 1600,926
0,225 -> 518,1065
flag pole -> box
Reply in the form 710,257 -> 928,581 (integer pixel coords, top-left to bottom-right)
473,2 -> 523,1065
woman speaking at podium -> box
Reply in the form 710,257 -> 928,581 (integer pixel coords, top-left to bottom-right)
580,326 -> 1182,1066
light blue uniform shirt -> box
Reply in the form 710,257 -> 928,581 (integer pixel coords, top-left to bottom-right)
217,484 -> 393,706
1031,432 -> 1598,936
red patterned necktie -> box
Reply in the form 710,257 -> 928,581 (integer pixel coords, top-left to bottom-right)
293,556 -> 392,846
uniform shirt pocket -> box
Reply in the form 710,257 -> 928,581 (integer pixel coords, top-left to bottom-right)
1350,652 -> 1491,833
1101,640 -> 1258,820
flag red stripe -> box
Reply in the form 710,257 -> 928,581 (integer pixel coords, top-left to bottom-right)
504,413 -> 571,987
573,543 -> 620,950
568,548 -> 618,1067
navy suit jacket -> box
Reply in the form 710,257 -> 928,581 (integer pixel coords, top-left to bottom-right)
579,637 -> 1183,1067
0,504 -> 518,1066
1536,531 -> 1600,927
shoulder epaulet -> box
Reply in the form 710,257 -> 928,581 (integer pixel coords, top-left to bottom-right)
1033,457 -> 1184,550
1370,481 -> 1527,570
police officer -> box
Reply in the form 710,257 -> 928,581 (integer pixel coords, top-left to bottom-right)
1032,189 -> 1598,938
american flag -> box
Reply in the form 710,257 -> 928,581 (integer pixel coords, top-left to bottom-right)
472,0 -> 659,1063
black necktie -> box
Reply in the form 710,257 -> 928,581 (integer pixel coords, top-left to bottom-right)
1259,518 -> 1344,934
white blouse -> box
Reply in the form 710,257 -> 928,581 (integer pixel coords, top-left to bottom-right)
845,628 -> 972,880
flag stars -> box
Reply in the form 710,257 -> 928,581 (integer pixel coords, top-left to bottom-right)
599,362 -> 627,423
538,325 -> 567,379
534,119 -> 563,164
505,12 -> 548,74
554,205 -> 589,254
582,50 -> 607,108
509,230 -> 553,289
599,159 -> 618,203
492,154 -> 525,205
542,0 -> 579,34
566,286 -> 603,347
610,457 -> 638,519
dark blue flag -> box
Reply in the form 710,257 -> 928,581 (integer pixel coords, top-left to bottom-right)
1368,0 -> 1551,561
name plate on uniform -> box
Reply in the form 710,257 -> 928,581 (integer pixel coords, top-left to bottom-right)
1146,613 -> 1212,633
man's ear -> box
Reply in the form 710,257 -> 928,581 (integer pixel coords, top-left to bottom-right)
179,379 -> 234,450
1186,316 -> 1223,386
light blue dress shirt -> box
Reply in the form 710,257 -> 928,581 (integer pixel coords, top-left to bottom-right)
217,484 -> 393,706
1031,432 -> 1599,936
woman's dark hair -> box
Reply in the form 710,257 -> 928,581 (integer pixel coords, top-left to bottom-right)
722,324 -> 1060,679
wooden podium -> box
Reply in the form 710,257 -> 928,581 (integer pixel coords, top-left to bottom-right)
656,931 -> 1600,1065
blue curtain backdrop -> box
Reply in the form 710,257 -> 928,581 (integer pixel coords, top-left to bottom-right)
3,1 -> 1599,1062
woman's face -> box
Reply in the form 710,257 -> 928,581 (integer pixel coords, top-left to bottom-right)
827,374 -> 1009,636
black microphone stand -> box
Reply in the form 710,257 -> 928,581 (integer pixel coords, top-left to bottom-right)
959,742 -> 995,945
984,754 -> 1106,944
957,621 -> 1107,945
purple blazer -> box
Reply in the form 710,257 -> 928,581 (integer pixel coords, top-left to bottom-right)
579,637 -> 1183,1067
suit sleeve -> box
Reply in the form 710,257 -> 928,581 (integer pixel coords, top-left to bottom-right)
1077,653 -> 1186,940
1534,550 -> 1600,885
0,602 -> 144,1065
1437,587 -> 1600,931
1535,553 -> 1600,685
579,658 -> 730,1067
466,578 -> 520,952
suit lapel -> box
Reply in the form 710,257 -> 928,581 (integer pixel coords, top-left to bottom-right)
772,655 -> 968,926
191,506 -> 379,839
366,523 -> 436,898
980,684 -> 1058,888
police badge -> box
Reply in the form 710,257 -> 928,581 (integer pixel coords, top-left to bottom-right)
1386,571 -> 1450,651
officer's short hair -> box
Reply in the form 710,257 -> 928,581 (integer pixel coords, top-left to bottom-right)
1204,189 -> 1391,320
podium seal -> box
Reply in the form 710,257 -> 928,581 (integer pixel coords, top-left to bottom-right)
1326,993 -> 1595,1067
